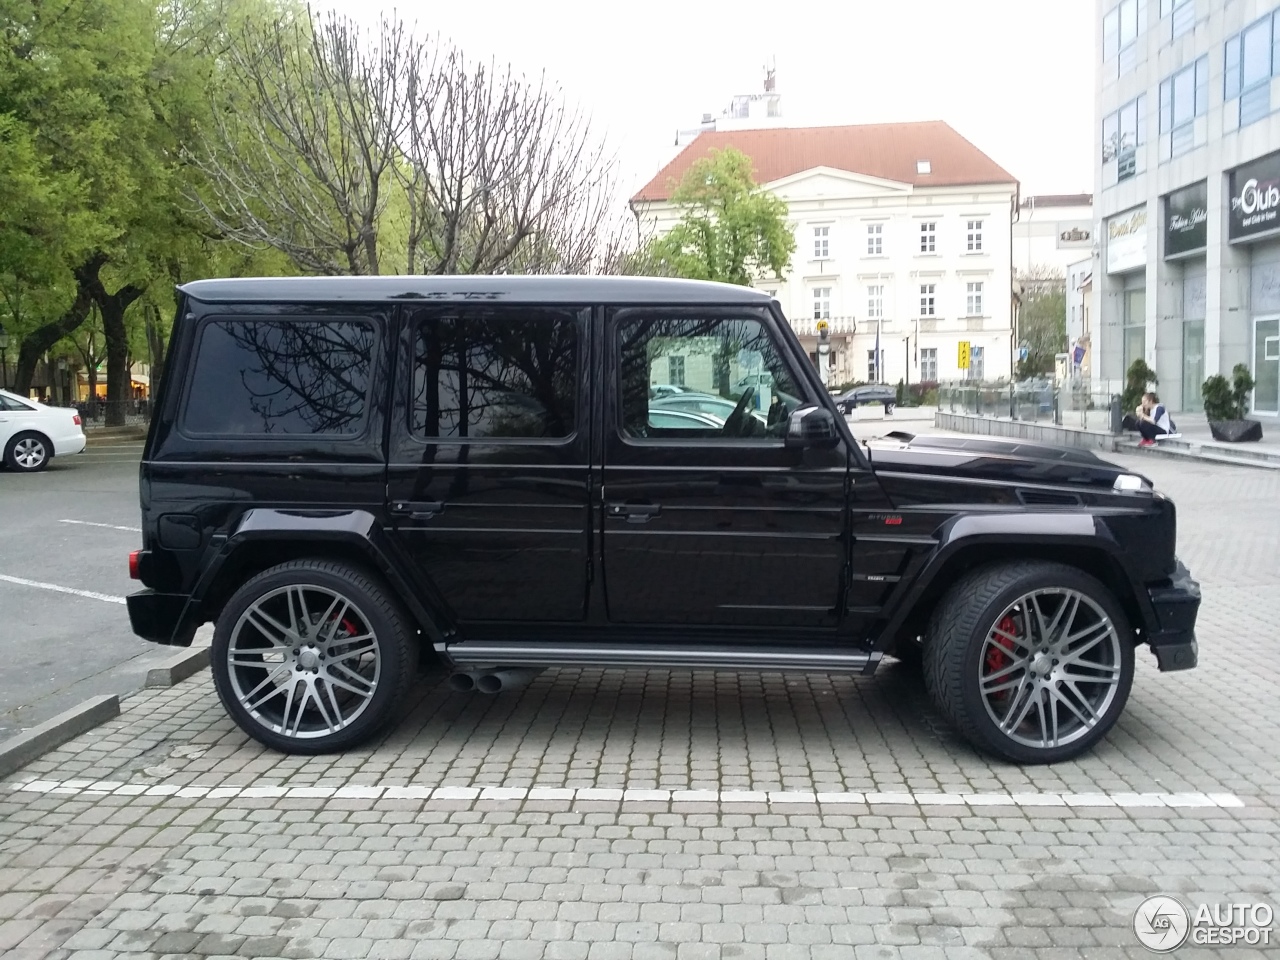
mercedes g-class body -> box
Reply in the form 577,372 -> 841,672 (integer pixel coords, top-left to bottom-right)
127,277 -> 1200,763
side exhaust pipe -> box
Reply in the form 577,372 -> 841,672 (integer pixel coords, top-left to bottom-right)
448,672 -> 479,692
475,668 -> 542,694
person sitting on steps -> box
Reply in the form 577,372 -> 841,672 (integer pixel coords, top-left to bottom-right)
1121,391 -> 1176,446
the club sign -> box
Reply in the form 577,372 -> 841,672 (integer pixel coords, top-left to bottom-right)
1230,150 -> 1280,242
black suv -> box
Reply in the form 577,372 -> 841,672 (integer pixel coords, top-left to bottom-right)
127,277 -> 1200,764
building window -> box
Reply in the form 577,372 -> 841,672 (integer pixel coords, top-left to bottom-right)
1104,0 -> 1147,75
813,225 -> 830,259
668,355 -> 686,387
1160,0 -> 1194,39
1160,56 -> 1208,159
867,350 -> 884,382
966,282 -> 984,316
919,221 -> 936,254
920,284 -> 936,317
920,347 -> 937,382
866,222 -> 883,255
966,220 -> 984,253
1225,13 -> 1277,129
812,287 -> 831,319
867,285 -> 884,319
1102,94 -> 1148,183
968,346 -> 985,381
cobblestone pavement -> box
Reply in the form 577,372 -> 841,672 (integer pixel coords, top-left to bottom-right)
1,454 -> 1277,959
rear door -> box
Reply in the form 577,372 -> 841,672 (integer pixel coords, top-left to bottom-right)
385,303 -> 590,624
598,306 -> 850,630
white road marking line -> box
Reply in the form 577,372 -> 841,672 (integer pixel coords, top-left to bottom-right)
0,574 -> 126,605
59,519 -> 142,533
3,778 -> 1247,809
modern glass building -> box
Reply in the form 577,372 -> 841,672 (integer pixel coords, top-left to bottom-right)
1095,0 -> 1280,416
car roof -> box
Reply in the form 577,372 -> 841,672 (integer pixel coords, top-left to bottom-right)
178,275 -> 773,306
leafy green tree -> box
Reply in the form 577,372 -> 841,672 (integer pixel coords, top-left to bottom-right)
645,148 -> 795,285
1014,268 -> 1066,377
1122,358 -> 1159,414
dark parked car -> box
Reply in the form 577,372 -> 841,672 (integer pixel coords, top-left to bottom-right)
127,276 -> 1200,764
835,383 -> 896,415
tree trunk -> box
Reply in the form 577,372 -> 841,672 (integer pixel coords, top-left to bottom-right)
13,255 -> 102,395
85,272 -> 145,427
145,306 -> 166,395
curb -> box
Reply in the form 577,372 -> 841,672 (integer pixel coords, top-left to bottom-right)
145,646 -> 211,688
0,695 -> 120,781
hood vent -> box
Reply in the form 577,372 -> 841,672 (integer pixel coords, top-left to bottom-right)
1017,488 -> 1082,506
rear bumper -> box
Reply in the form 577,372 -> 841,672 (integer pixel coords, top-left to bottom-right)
1145,560 -> 1200,671
55,432 -> 87,456
127,589 -> 196,646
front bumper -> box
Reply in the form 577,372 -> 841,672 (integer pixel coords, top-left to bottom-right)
1146,560 -> 1200,671
127,589 -> 196,646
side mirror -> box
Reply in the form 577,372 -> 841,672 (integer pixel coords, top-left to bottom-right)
785,405 -> 840,449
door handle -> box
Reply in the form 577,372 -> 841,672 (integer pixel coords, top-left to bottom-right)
390,500 -> 444,520
606,501 -> 661,523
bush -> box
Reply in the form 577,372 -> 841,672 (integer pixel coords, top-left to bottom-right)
1121,359 -> 1158,414
1203,363 -> 1256,421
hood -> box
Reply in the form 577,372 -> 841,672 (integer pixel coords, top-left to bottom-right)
863,431 -> 1143,491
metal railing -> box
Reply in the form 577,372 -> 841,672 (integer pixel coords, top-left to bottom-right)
939,379 -> 1125,433
77,399 -> 153,429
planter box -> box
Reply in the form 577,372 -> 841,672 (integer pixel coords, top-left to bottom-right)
1208,419 -> 1263,443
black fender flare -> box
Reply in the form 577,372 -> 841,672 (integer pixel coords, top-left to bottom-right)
871,511 -> 1157,651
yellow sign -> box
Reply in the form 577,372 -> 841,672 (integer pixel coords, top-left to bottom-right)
957,340 -> 971,369
815,319 -> 830,338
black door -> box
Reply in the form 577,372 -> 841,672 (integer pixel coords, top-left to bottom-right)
599,307 -> 851,629
386,304 -> 590,624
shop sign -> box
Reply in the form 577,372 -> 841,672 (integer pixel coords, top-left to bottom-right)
1230,150 -> 1280,242
1165,181 -> 1207,258
1106,205 -> 1148,274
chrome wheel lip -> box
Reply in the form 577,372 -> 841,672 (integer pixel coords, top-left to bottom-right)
14,438 -> 46,468
226,583 -> 381,740
978,587 -> 1123,751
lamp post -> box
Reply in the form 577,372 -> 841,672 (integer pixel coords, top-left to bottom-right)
57,357 -> 69,406
0,322 -> 9,390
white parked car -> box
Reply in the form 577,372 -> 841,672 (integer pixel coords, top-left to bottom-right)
0,388 -> 87,472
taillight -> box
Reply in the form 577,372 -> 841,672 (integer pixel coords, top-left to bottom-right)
73,414 -> 82,426
129,551 -> 141,580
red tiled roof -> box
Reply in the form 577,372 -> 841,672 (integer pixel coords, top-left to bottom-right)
631,121 -> 1017,203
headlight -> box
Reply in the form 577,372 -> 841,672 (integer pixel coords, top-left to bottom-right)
1113,473 -> 1153,493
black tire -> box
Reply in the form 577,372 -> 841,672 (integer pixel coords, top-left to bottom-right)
4,431 -> 52,472
211,559 -> 419,754
922,561 -> 1135,764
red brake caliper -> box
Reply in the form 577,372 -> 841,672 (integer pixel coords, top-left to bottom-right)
984,614 -> 1019,699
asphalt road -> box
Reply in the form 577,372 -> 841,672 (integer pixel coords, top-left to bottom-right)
0,436 -> 177,740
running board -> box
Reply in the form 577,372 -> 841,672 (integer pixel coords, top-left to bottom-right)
438,641 -> 882,675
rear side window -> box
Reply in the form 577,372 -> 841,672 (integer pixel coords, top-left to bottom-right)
411,307 -> 579,440
0,395 -> 35,411
183,318 -> 375,436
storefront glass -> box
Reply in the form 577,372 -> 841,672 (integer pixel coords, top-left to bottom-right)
1256,318 -> 1280,414
1123,289 -> 1146,373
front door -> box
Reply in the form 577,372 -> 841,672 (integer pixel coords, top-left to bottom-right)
599,307 -> 850,630
1255,317 -> 1280,415
386,304 -> 590,624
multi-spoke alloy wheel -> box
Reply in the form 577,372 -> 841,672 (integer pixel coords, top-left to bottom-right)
923,562 -> 1135,764
5,433 -> 49,472
212,560 -> 418,753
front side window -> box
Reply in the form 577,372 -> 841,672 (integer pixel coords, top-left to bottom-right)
617,315 -> 803,440
920,347 -> 938,382
812,287 -> 831,319
966,282 -> 984,316
866,222 -> 884,255
920,221 -> 936,253
920,284 -> 936,317
813,225 -> 830,259
867,285 -> 884,319
967,219 -> 984,252
183,318 -> 375,436
411,307 -> 579,440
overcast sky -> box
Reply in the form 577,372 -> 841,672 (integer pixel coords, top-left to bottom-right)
324,0 -> 1096,202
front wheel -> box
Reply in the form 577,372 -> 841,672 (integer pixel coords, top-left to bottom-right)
211,559 -> 419,754
923,562 -> 1135,764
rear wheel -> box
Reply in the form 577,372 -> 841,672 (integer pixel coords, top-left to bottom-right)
4,432 -> 51,472
211,559 -> 418,754
923,562 -> 1134,763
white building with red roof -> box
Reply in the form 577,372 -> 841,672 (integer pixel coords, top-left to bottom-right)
630,121 -> 1020,387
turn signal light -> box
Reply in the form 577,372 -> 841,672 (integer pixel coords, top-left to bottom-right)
129,551 -> 141,580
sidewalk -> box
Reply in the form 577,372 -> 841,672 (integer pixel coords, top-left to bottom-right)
1117,416 -> 1280,470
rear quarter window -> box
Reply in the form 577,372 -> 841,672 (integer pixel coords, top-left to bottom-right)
181,317 -> 376,437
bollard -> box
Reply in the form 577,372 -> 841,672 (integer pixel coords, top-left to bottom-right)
1109,394 -> 1123,434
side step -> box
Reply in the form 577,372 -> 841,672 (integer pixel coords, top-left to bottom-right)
439,641 -> 881,675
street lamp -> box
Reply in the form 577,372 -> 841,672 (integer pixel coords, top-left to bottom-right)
0,322 -> 8,390
57,357 -> 69,406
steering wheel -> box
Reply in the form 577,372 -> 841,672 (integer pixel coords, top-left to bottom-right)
721,387 -> 756,437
